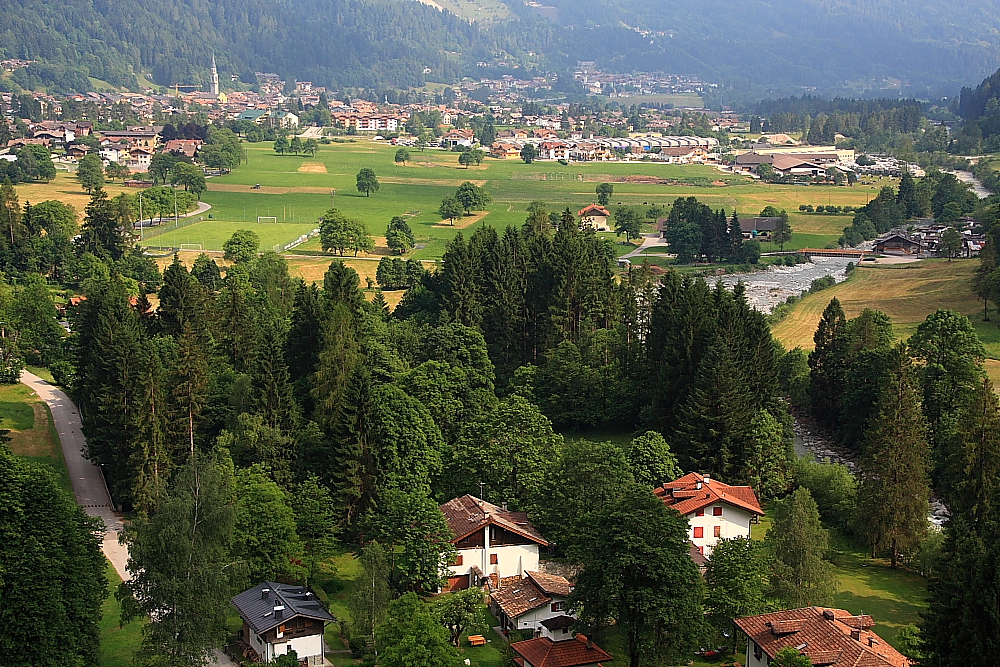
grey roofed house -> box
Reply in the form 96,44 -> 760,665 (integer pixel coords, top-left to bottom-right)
231,581 -> 335,636
740,217 -> 781,235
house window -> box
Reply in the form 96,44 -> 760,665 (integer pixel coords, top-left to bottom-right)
714,526 -> 721,538
490,554 -> 499,565
713,507 -> 723,516
695,509 -> 705,517
693,527 -> 704,539
454,554 -> 464,566
754,643 -> 763,660
552,601 -> 566,612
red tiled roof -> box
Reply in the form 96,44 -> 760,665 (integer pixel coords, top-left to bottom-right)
512,634 -> 612,667
735,607 -> 912,667
654,472 -> 764,517
525,571 -> 572,597
578,205 -> 610,218
491,577 -> 550,619
439,495 -> 550,546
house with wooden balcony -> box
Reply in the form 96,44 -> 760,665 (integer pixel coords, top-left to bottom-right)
232,581 -> 335,665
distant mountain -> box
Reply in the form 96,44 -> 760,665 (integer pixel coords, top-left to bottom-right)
3,0 -> 1000,98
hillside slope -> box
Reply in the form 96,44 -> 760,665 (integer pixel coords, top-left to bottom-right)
2,0 -> 1000,96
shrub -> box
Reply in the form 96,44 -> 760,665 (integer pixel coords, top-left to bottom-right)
792,457 -> 857,530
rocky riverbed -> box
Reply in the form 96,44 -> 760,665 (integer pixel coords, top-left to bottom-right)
791,410 -> 949,527
716,256 -> 855,313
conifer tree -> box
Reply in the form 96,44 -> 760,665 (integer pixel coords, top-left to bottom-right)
727,210 -> 744,260
808,298 -> 847,427
946,378 -> 1000,525
672,335 -> 753,478
170,323 -> 209,456
854,345 -> 930,567
158,256 -> 210,338
287,281 -> 323,403
439,233 -> 483,327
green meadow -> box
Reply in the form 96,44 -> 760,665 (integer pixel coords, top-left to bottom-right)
138,140 -> 890,258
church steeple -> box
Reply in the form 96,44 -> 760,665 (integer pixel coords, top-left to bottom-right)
209,55 -> 219,96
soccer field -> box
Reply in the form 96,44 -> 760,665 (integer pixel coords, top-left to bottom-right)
141,221 -> 317,252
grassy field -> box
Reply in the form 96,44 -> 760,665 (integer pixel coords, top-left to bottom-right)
2,381 -> 72,495
141,140 -> 887,259
772,259 -> 981,350
752,512 -> 926,650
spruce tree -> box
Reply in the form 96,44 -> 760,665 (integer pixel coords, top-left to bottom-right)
158,256 -> 210,338
808,298 -> 847,427
439,233 -> 483,327
727,210 -> 744,261
170,324 -> 209,456
854,344 -> 930,567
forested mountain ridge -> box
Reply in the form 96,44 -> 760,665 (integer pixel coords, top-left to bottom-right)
4,0 -> 1000,97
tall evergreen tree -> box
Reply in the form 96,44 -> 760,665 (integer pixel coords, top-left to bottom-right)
854,345 -> 930,567
78,188 -> 129,261
157,256 -> 210,339
766,487 -> 837,607
808,298 -> 848,427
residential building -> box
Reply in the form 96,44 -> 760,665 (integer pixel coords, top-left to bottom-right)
490,570 -> 574,635
771,155 -> 826,178
441,129 -> 475,148
654,472 -> 764,557
736,607 -> 912,667
231,581 -> 335,666
127,147 -> 154,172
741,217 -> 782,240
578,204 -> 611,231
491,141 -> 522,159
162,139 -> 203,158
511,633 -> 612,667
440,495 -> 550,592
237,109 -> 270,124
874,232 -> 928,255
274,111 -> 299,129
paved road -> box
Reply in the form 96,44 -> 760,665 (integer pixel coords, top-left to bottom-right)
621,232 -> 672,259
21,371 -> 131,581
22,371 -> 240,665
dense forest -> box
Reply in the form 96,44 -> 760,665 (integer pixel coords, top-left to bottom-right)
5,0 -> 1000,96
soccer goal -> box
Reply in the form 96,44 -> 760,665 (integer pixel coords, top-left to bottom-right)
257,216 -> 278,224
179,244 -> 203,251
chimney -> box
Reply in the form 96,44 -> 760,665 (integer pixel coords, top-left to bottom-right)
261,588 -> 270,600
696,482 -> 703,490
868,637 -> 877,648
502,502 -> 508,512
704,474 -> 711,485
851,630 -> 861,641
274,605 -> 285,621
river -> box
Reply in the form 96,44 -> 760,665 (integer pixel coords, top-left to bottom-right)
947,170 -> 991,199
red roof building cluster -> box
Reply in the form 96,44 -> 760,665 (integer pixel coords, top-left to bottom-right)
736,607 -> 912,667
440,495 -> 550,546
512,634 -> 612,667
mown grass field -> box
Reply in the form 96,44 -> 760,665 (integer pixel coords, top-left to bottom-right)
136,140 -> 892,258
2,381 -> 72,495
772,259 -> 982,350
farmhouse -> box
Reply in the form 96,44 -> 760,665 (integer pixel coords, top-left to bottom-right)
736,607 -> 912,667
874,232 -> 929,255
231,581 -> 335,665
440,495 -> 550,592
578,204 -> 611,231
490,570 -> 574,635
740,217 -> 782,240
654,472 -> 764,557
511,633 -> 613,667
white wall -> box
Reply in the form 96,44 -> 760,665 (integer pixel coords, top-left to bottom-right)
513,596 -> 570,633
447,526 -> 540,580
687,503 -> 754,556
288,633 -> 323,659
746,638 -> 769,667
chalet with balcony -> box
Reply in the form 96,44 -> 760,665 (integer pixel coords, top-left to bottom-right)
440,495 -> 550,592
654,472 -> 764,558
578,204 -> 611,231
736,607 -> 912,667
232,581 -> 335,665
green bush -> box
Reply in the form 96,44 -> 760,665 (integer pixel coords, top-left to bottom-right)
792,457 -> 857,531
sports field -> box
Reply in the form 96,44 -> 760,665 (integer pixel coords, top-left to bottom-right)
772,259 -> 982,350
139,139 -> 893,258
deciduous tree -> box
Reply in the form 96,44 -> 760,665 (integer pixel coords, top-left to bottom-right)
766,487 -> 837,607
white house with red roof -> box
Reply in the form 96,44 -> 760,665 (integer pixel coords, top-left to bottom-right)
440,495 -> 550,592
490,570 -> 574,635
577,204 -> 611,231
736,607 -> 912,667
654,472 -> 764,557
512,633 -> 612,667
